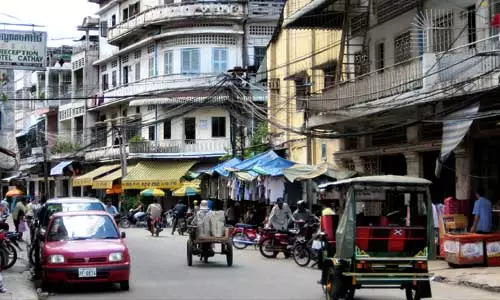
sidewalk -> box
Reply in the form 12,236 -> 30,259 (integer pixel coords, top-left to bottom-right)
0,220 -> 38,300
430,260 -> 500,293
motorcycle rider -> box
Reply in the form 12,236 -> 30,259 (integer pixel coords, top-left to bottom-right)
171,199 -> 187,235
146,198 -> 163,232
268,198 -> 292,231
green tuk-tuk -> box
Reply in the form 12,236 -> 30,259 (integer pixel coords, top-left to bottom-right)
319,175 -> 434,300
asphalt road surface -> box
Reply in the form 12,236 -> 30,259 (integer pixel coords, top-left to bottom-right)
48,228 -> 499,300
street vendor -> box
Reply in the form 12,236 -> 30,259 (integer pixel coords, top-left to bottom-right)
268,198 -> 292,231
471,187 -> 492,234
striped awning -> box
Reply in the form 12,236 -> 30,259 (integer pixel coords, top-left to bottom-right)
92,167 -> 129,190
50,161 -> 73,176
436,102 -> 480,177
122,160 -> 197,190
73,164 -> 120,187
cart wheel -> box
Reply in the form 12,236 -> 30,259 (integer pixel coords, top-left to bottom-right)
226,242 -> 233,267
187,240 -> 193,266
405,285 -> 422,300
329,273 -> 343,300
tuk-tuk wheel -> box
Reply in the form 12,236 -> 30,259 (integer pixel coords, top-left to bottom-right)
187,240 -> 193,266
226,242 -> 233,267
405,285 -> 421,300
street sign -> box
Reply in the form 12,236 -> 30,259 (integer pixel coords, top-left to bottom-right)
0,29 -> 48,70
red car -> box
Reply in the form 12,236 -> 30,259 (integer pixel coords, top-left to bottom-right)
41,211 -> 130,291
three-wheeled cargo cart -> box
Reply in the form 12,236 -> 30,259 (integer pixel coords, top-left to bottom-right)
187,225 -> 233,267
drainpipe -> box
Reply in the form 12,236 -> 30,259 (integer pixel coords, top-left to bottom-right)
242,3 -> 249,68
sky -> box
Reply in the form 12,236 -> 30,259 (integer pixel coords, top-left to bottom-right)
0,0 -> 98,47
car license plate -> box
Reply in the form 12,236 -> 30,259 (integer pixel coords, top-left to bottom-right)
312,240 -> 323,250
78,268 -> 97,278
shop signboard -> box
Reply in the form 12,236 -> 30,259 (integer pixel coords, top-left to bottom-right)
0,30 -> 48,70
487,241 -> 500,258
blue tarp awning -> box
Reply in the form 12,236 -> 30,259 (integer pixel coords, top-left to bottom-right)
252,157 -> 296,176
50,161 -> 73,176
230,150 -> 295,177
15,116 -> 44,138
204,158 -> 242,177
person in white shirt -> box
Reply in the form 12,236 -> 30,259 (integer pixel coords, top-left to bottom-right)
268,198 -> 292,231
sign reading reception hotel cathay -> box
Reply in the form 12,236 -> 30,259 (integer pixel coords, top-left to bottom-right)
0,30 -> 47,70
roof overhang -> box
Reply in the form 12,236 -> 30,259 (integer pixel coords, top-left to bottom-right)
282,0 -> 344,30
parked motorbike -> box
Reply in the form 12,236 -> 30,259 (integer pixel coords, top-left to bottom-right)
232,223 -> 260,250
258,227 -> 298,259
123,209 -> 147,228
177,212 -> 193,236
0,230 -> 18,270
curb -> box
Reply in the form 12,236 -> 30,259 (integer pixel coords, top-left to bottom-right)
433,276 -> 500,293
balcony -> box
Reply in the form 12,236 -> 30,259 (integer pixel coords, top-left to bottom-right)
308,35 -> 500,114
107,1 -> 246,44
90,74 -> 221,108
248,0 -> 285,20
72,42 -> 99,55
84,145 -> 126,162
129,139 -> 231,158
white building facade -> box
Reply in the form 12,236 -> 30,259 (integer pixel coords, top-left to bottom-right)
84,0 -> 283,163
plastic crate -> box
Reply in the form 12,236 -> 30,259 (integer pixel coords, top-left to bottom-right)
443,233 -> 484,266
485,234 -> 500,267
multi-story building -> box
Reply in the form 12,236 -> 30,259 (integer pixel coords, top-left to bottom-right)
261,1 -> 343,165
284,0 -> 500,202
76,0 -> 283,195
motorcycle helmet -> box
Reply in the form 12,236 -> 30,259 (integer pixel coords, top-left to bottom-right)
193,200 -> 198,205
297,200 -> 306,208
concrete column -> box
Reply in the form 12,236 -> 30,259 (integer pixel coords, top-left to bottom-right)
358,136 -> 371,149
405,152 -> 423,177
352,156 -> 365,173
34,180 -> 39,198
455,147 -> 472,200
407,125 -> 421,145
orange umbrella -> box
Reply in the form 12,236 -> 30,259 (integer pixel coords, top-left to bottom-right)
5,188 -> 24,197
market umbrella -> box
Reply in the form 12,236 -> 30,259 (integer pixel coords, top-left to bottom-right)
5,188 -> 24,197
140,188 -> 165,197
172,186 -> 200,197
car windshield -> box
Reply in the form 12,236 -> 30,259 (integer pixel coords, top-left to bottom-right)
47,215 -> 119,242
47,202 -> 105,215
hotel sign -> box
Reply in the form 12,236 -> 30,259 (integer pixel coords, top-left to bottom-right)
0,30 -> 47,70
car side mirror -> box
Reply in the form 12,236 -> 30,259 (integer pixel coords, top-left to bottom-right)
121,232 -> 126,239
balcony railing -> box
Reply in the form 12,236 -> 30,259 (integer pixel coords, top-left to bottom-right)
309,34 -> 500,112
99,74 -> 220,101
72,43 -> 99,55
129,139 -> 231,155
84,145 -> 125,162
108,1 -> 245,43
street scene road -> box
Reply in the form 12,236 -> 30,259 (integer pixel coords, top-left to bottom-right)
46,228 -> 499,300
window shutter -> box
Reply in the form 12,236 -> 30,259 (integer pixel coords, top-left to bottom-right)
192,49 -> 200,73
100,21 -> 108,38
181,50 -> 190,73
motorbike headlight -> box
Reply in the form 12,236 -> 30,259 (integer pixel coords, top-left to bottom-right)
49,255 -> 65,264
108,252 -> 124,262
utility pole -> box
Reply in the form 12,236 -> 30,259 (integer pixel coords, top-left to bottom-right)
116,124 -> 127,212
42,117 -> 49,198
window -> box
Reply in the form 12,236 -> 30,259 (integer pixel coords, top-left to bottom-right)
164,51 -> 173,75
467,5 -> 477,47
148,126 -> 155,141
123,66 -> 129,84
354,50 -> 369,77
101,74 -> 109,91
111,15 -> 116,26
111,70 -> 117,87
212,48 -> 228,73
147,105 -> 155,111
432,13 -> 453,52
129,2 -> 140,17
321,143 -> 327,161
148,56 -> 154,77
211,117 -> 226,138
376,42 -> 384,71
122,8 -> 129,22
163,120 -> 171,139
135,62 -> 141,81
323,65 -> 335,89
254,47 -> 266,69
181,48 -> 200,74
394,31 -> 412,63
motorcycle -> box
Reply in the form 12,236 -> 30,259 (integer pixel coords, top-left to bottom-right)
291,222 -> 323,268
150,216 -> 163,237
258,227 -> 298,259
163,210 -> 174,228
232,223 -> 260,250
123,209 -> 147,228
177,212 -> 193,236
0,230 -> 18,270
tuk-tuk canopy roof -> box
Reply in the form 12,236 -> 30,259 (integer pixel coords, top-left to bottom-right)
318,175 -> 432,189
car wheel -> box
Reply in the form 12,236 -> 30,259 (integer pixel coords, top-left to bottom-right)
41,281 -> 54,292
120,280 -> 130,291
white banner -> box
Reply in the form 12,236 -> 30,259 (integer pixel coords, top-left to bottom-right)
0,30 -> 47,70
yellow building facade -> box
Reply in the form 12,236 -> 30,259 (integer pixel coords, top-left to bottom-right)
266,1 -> 343,165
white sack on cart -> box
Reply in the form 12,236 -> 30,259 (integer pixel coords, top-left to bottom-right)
194,210 -> 212,238
210,211 -> 226,237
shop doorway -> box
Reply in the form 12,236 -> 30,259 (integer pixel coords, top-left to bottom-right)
474,137 -> 500,202
423,151 -> 456,203
380,154 -> 407,175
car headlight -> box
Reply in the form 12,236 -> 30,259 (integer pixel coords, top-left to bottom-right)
49,255 -> 65,264
108,252 -> 123,262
